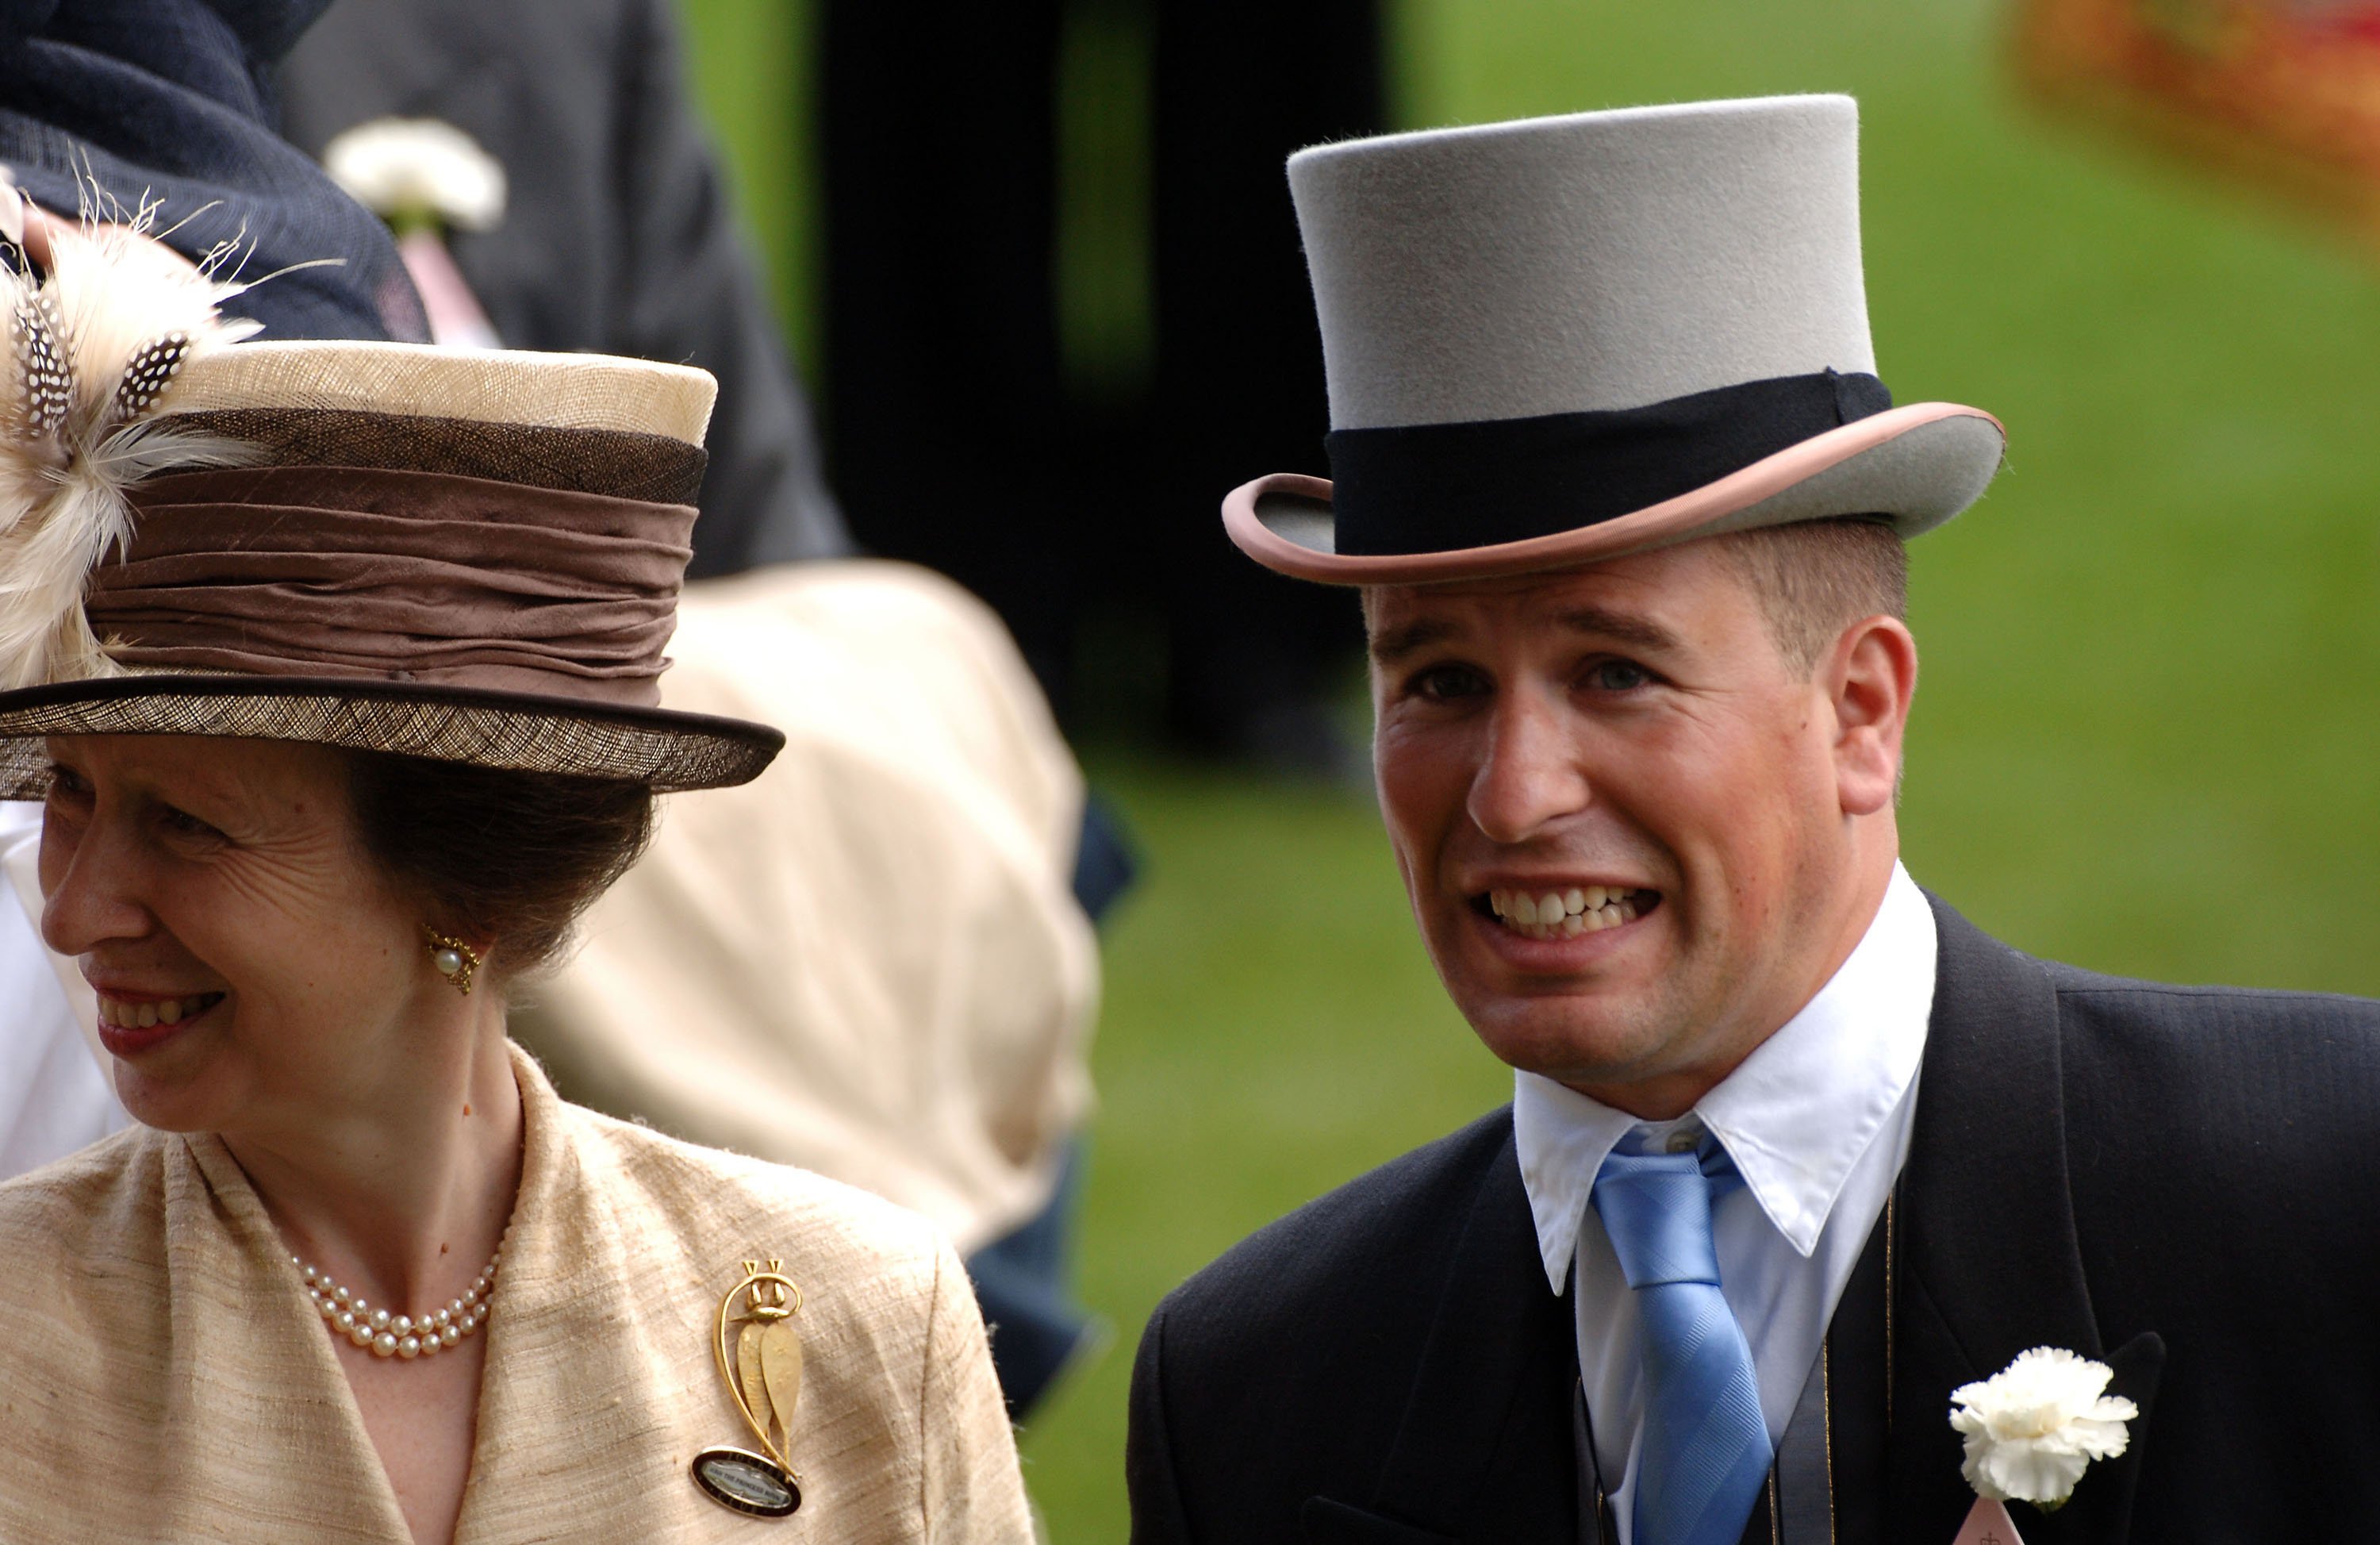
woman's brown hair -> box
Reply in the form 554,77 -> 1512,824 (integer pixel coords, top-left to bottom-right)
345,750 -> 655,984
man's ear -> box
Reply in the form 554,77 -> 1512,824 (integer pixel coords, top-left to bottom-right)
1826,614 -> 1917,817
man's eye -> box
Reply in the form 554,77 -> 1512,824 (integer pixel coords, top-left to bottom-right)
1410,664 -> 1487,701
1585,659 -> 1653,693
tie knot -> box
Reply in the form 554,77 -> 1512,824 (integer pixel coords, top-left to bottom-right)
1591,1143 -> 1733,1289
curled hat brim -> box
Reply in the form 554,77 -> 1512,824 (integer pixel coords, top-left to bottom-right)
0,674 -> 783,797
1224,402 -> 2006,586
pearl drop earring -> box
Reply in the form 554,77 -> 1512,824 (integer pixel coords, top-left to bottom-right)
422,926 -> 482,995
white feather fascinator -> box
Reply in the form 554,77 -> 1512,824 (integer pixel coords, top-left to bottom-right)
0,213 -> 259,691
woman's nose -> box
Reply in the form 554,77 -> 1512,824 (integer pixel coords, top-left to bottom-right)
39,810 -> 155,957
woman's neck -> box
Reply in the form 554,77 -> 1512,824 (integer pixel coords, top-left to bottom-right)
225,1017 -> 525,1318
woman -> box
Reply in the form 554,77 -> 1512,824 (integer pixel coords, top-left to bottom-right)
0,219 -> 1032,1540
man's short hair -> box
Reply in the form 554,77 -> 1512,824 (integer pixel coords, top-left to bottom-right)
1716,517 -> 1907,674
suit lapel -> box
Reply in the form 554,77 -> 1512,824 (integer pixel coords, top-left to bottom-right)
1889,898 -> 2159,1544
1304,1123 -> 1579,1544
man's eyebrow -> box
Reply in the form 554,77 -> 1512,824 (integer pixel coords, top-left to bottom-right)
1368,617 -> 1459,664
1368,605 -> 1682,664
1556,605 -> 1681,653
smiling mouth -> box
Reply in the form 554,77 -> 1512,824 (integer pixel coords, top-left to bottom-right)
96,992 -> 225,1030
1477,886 -> 1661,940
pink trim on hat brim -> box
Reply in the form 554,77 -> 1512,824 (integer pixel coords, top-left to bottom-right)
1222,401 -> 2005,586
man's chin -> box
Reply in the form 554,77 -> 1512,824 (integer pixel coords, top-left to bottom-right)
1455,993 -> 1670,1085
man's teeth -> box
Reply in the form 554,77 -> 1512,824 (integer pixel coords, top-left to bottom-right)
97,993 -> 221,1030
1486,886 -> 1645,940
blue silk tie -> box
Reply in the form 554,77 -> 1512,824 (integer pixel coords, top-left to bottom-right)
1591,1140 -> 1772,1545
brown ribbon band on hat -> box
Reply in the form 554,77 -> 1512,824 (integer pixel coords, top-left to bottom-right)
89,465 -> 697,708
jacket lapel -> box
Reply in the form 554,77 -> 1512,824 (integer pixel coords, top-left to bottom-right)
1303,1123 -> 1579,1544
1890,898 -> 2159,1544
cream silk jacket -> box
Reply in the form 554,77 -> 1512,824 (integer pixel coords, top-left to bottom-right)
0,1049 -> 1033,1542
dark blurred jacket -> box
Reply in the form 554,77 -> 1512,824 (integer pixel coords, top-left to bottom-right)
0,0 -> 415,340
276,0 -> 850,577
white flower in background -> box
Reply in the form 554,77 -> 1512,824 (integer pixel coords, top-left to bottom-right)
323,118 -> 506,234
1949,1347 -> 2138,1508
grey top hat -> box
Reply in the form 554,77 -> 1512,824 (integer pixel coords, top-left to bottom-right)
1223,94 -> 2005,585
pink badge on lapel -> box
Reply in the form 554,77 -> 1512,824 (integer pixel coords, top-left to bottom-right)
1952,1495 -> 2025,1545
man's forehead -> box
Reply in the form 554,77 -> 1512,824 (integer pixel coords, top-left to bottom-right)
1361,549 -> 1717,659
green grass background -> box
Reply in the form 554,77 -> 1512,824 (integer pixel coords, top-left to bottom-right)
677,1 -> 2380,1535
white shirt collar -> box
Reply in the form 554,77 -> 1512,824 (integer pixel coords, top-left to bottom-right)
1514,862 -> 1937,1292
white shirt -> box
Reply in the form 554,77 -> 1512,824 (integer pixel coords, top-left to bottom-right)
1513,862 -> 1936,1542
0,801 -> 128,1180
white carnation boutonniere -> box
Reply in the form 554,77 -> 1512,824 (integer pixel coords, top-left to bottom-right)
1945,1347 -> 2137,1543
322,118 -> 507,236
321,118 -> 506,348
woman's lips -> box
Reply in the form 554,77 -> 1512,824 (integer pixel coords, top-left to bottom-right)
94,990 -> 225,1057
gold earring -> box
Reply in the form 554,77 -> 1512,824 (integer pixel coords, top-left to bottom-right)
423,927 -> 482,995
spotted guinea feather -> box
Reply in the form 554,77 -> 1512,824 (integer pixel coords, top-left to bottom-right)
0,209 -> 258,691
10,293 -> 68,444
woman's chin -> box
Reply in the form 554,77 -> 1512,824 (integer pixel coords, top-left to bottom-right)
105,1029 -> 233,1131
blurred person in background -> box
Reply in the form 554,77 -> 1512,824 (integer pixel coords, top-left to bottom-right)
1128,96 -> 2380,1543
278,0 -> 847,580
821,0 -> 1380,777
0,0 -> 418,344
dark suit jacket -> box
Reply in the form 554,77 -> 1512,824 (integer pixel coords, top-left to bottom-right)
1128,897 -> 2380,1542
0,0 -> 415,342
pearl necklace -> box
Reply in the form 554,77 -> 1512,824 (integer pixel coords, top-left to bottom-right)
294,1244 -> 501,1361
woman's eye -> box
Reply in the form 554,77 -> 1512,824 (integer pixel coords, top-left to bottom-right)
42,763 -> 92,804
157,805 -> 225,842
1585,659 -> 1653,693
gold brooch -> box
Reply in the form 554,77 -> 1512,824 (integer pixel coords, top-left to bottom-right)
691,1259 -> 805,1519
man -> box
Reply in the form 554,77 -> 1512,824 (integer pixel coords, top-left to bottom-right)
1127,96 -> 2380,1543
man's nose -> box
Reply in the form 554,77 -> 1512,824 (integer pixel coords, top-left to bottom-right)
40,816 -> 155,958
1465,690 -> 1592,844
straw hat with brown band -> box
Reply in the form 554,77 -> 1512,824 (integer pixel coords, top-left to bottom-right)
0,218 -> 781,794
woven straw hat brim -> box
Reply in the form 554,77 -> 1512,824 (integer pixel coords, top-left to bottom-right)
1223,402 -> 2004,586
0,675 -> 783,797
